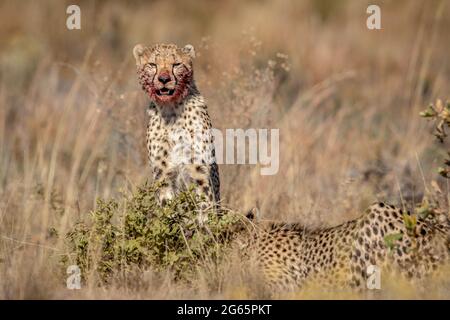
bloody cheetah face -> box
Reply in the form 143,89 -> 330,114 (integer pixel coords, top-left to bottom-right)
133,43 -> 195,105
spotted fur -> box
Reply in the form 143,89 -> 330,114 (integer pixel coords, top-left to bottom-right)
133,43 -> 220,207
240,203 -> 450,291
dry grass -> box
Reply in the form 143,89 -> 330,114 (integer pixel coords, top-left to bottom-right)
1,0 -> 450,299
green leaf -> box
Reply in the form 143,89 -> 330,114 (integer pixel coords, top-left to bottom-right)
402,214 -> 417,233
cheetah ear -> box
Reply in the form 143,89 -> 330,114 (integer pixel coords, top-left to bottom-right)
245,207 -> 260,223
133,43 -> 147,65
182,44 -> 196,59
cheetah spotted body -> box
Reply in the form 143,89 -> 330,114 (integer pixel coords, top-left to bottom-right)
132,44 -> 449,291
242,203 -> 449,290
133,43 -> 220,207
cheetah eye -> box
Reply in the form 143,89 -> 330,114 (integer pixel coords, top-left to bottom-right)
173,63 -> 182,67
147,63 -> 157,68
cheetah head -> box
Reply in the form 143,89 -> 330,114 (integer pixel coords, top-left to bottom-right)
133,43 -> 196,105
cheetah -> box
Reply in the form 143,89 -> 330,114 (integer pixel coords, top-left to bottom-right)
133,43 -> 220,208
239,203 -> 450,291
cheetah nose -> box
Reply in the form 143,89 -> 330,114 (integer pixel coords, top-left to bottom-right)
158,74 -> 171,84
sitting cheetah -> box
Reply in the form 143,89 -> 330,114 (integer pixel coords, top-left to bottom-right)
239,203 -> 449,291
133,43 -> 220,207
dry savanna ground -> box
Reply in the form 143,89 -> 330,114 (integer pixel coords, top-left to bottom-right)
1,0 -> 450,299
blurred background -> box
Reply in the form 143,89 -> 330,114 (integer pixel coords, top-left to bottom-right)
1,0 -> 450,298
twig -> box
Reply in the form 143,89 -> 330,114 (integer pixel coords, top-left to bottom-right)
0,235 -> 60,252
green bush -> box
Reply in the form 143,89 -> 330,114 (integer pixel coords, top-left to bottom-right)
64,182 -> 245,284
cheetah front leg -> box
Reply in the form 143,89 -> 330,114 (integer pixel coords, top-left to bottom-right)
152,167 -> 177,207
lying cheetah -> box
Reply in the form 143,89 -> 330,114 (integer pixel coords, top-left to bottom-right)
239,203 -> 449,291
133,43 -> 220,207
